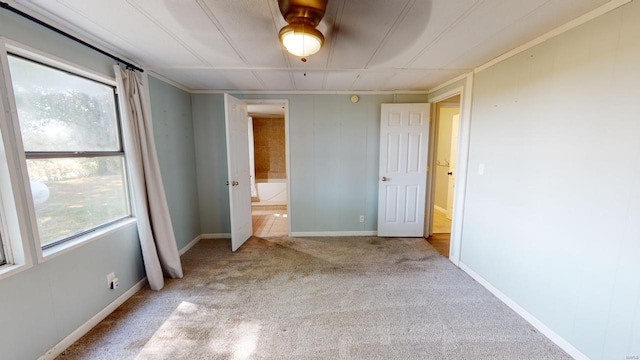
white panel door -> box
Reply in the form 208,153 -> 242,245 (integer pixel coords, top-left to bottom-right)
224,94 -> 252,251
378,103 -> 430,237
446,114 -> 460,220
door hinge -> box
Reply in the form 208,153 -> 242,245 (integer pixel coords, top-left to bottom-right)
426,165 -> 430,172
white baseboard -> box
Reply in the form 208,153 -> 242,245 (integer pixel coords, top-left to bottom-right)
291,231 -> 377,237
458,262 -> 589,360
179,235 -> 202,255
434,205 -> 447,214
200,233 -> 231,239
39,278 -> 148,360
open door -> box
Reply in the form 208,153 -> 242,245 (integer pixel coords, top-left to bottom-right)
378,103 -> 430,237
224,94 -> 252,251
446,114 -> 459,220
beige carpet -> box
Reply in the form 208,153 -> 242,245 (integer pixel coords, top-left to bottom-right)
56,237 -> 570,360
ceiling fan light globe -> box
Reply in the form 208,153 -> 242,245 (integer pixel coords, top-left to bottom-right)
279,25 -> 324,57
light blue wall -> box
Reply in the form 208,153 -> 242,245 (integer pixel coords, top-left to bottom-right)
191,93 -> 427,234
0,9 -> 145,360
0,9 -> 113,76
147,76 -> 200,250
458,2 -> 640,359
192,94 -> 231,234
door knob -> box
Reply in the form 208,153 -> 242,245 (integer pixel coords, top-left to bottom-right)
381,176 -> 389,182
226,181 -> 230,186
447,172 -> 453,176
232,181 -> 239,186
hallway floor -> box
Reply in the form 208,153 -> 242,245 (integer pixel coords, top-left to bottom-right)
428,233 -> 450,258
433,207 -> 452,233
252,204 -> 288,237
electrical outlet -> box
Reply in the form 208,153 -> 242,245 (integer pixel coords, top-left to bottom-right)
106,272 -> 116,289
359,215 -> 365,223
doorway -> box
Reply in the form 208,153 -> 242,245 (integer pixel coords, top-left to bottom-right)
247,103 -> 289,238
428,95 -> 461,257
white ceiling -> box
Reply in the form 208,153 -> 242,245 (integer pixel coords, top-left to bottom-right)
12,0 -> 612,92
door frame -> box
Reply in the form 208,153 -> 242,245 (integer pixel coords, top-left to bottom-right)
244,98 -> 291,237
426,76 -> 473,266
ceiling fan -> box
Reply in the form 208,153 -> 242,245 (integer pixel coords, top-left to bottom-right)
277,0 -> 328,58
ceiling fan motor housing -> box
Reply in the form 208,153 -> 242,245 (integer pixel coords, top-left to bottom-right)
278,0 -> 327,26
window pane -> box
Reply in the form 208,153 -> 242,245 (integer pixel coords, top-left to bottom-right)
8,55 -> 120,152
27,157 -> 130,247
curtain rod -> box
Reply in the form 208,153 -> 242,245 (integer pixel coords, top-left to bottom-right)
0,1 -> 144,72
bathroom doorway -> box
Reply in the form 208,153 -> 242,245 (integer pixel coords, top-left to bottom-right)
433,96 -> 460,234
247,102 -> 289,237
428,94 -> 461,257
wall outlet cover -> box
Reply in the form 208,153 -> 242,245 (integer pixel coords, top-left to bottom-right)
106,272 -> 115,287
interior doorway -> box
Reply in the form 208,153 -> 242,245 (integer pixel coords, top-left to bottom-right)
246,102 -> 289,238
428,95 -> 461,257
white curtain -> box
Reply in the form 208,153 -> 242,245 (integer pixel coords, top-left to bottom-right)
114,66 -> 183,291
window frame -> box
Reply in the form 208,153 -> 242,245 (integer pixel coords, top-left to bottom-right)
9,53 -> 132,249
0,38 -> 35,277
0,224 -> 6,267
0,39 -> 135,264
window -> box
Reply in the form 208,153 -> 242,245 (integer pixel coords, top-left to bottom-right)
0,231 -> 6,266
7,54 -> 131,249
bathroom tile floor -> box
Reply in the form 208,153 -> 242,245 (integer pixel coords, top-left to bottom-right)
252,205 -> 288,238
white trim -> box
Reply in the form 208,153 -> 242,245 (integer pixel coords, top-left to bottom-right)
147,71 -> 191,93
449,74 -> 474,265
200,233 -> 232,239
475,0 -> 631,74
37,278 -> 148,360
427,73 -> 469,94
2,38 -> 116,85
191,89 -> 429,95
426,85 -> 464,240
244,99 -> 292,237
425,74 -> 473,266
459,262 -> 589,360
0,39 -> 34,276
427,86 -> 465,104
0,39 -> 43,264
0,262 -> 30,280
178,235 -> 202,256
291,231 -> 377,237
40,219 -> 137,263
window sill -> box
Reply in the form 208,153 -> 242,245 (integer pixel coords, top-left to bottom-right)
39,217 -> 137,263
0,262 -> 31,281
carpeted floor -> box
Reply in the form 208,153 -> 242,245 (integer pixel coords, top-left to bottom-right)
56,237 -> 570,360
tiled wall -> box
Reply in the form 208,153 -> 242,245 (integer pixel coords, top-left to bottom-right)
253,117 -> 286,179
